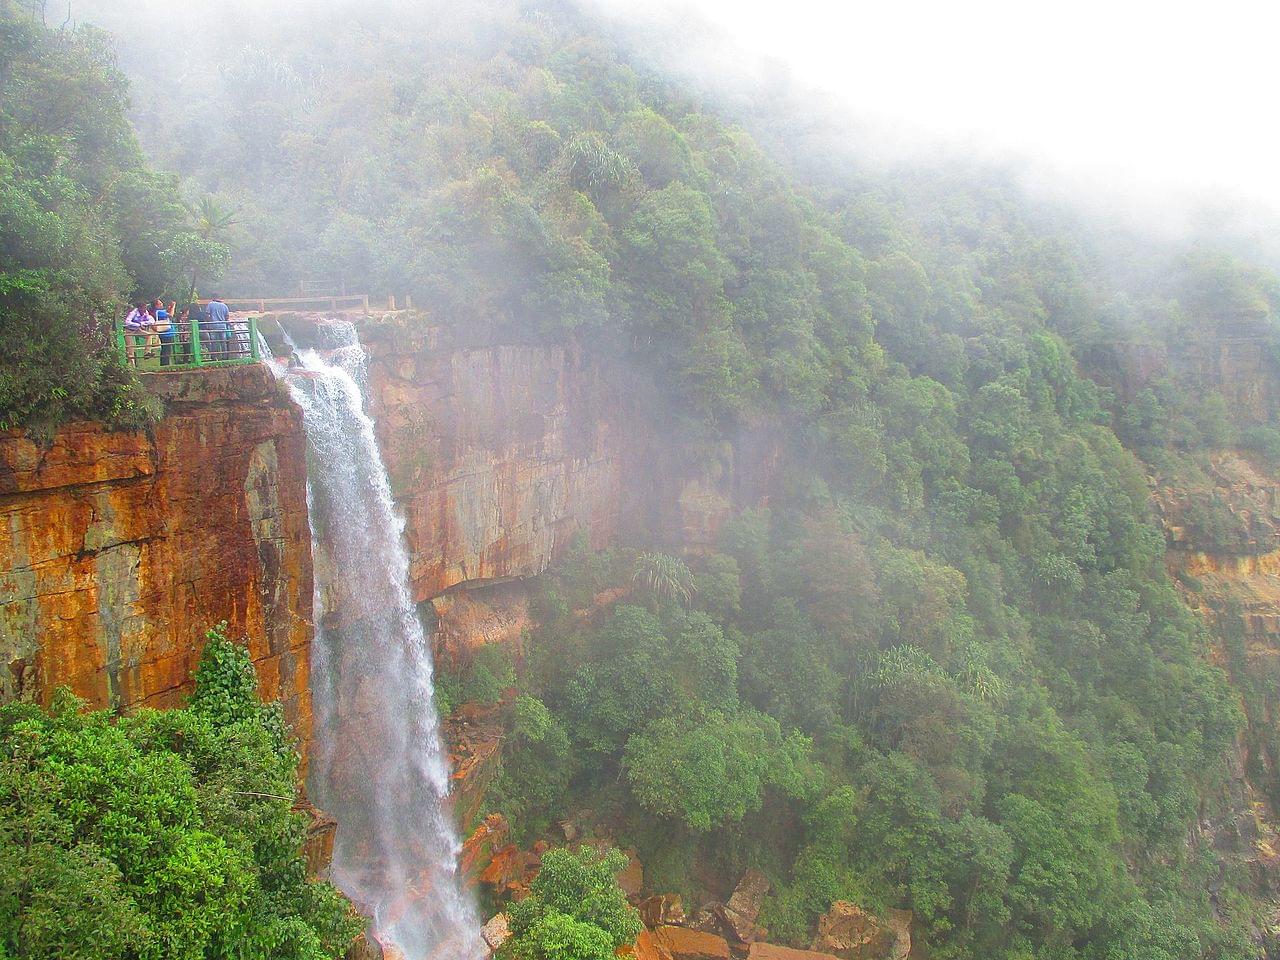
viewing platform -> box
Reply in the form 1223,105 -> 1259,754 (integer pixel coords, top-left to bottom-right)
114,294 -> 389,373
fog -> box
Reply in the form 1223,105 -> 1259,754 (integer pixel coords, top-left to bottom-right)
585,0 -> 1280,230
69,0 -> 1278,236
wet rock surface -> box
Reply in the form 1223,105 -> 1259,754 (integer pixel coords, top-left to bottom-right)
359,324 -> 629,603
810,902 -> 910,960
0,365 -> 313,745
652,926 -> 733,960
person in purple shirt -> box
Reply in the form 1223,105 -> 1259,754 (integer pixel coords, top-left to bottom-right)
122,302 -> 148,365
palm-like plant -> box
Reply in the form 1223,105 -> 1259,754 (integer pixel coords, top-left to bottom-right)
178,196 -> 240,302
193,196 -> 241,239
632,551 -> 695,610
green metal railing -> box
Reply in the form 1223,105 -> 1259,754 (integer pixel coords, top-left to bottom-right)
116,316 -> 262,372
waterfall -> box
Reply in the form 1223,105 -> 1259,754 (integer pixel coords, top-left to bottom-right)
284,324 -> 484,960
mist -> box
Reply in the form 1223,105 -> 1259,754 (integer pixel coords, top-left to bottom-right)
582,0 -> 1280,233
72,0 -> 1280,250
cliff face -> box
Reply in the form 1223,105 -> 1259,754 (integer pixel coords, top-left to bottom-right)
0,366 -> 314,744
1088,337 -> 1278,423
0,314 -> 775,779
0,315 -> 644,765
1155,452 -> 1280,910
359,323 -> 629,603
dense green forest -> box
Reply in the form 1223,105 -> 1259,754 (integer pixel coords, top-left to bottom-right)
7,0 -> 1280,957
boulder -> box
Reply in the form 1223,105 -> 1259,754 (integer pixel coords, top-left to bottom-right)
481,913 -> 511,953
810,902 -> 907,960
747,945 -> 840,960
617,848 -> 645,898
652,925 -> 733,960
639,894 -> 688,928
722,869 -> 770,942
884,910 -> 911,960
344,934 -> 382,960
618,929 -> 676,960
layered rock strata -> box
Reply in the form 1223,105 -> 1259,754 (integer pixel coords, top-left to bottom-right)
0,366 -> 313,744
359,323 -> 627,602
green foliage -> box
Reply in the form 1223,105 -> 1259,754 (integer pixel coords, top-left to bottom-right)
0,632 -> 359,959
485,696 -> 572,845
1181,493 -> 1247,550
631,551 -> 695,609
623,710 -> 814,831
693,552 -> 742,622
508,911 -> 613,960
0,7 -> 223,434
504,846 -> 642,960
189,622 -> 288,747
561,604 -> 738,758
465,644 -> 518,705
435,643 -> 518,715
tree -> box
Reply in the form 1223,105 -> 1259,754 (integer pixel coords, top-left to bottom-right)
504,846 -> 642,960
485,696 -> 572,845
0,629 -> 359,960
0,7 -> 222,434
623,709 -> 813,831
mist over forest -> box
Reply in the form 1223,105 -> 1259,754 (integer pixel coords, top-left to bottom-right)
4,1 -> 1280,958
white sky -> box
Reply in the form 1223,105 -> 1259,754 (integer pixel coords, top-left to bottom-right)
591,0 -> 1280,222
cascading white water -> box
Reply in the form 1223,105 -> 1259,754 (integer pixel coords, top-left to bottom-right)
280,323 -> 484,960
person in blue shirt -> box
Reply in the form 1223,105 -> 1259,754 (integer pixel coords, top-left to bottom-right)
203,295 -> 231,359
155,308 -> 176,366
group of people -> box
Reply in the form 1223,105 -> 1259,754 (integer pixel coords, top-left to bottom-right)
122,296 -> 245,366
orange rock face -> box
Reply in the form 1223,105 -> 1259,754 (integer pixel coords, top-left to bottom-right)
747,945 -> 839,960
0,366 -> 313,748
459,813 -> 512,888
619,929 -> 675,960
431,584 -> 531,671
446,699 -> 508,830
651,926 -> 733,960
361,326 -> 627,603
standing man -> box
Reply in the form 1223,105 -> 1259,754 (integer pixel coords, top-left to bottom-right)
204,295 -> 231,360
